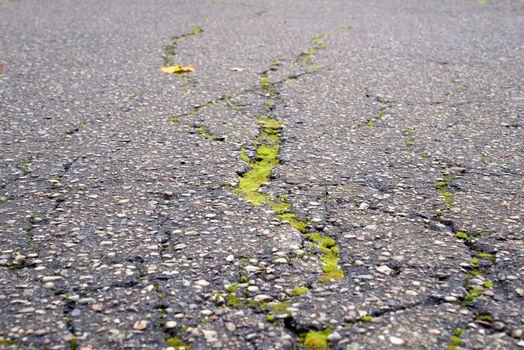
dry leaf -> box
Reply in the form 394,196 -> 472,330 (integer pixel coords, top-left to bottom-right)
0,62 -> 4,70
229,67 -> 245,72
161,64 -> 194,74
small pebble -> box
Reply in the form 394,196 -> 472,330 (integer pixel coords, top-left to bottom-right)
389,336 -> 405,345
328,331 -> 342,342
133,320 -> 148,330
511,329 -> 523,338
165,321 -> 177,329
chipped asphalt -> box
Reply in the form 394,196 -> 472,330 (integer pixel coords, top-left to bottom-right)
0,0 -> 523,349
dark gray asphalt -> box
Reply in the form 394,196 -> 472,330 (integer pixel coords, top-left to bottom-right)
0,0 -> 523,349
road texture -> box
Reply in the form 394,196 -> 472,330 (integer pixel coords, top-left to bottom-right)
0,0 -> 523,349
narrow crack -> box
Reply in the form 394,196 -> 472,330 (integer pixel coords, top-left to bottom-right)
162,26 -> 203,67
162,21 -> 356,349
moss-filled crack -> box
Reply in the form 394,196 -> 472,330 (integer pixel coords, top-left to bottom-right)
163,23 -> 356,348
195,126 -> 225,141
447,328 -> 464,350
397,122 -> 500,336
63,298 -> 78,350
16,156 -> 37,176
364,93 -> 394,128
162,26 -> 203,66
296,20 -> 353,67
233,66 -> 344,283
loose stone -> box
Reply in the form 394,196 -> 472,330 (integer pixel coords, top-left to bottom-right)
389,336 -> 405,345
133,320 -> 148,330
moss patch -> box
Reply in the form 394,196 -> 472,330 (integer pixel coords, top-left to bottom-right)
436,174 -> 456,207
196,127 -> 224,141
302,329 -> 332,350
166,336 -> 191,349
267,301 -> 291,315
360,315 -> 372,322
291,286 -> 310,296
306,233 -> 344,282
455,231 -> 468,240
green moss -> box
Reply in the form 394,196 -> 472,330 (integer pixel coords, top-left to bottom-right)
463,289 -> 483,306
306,233 -> 344,282
476,313 -> 492,322
483,281 -> 493,289
260,76 -> 272,90
302,329 -> 332,350
267,301 -> 291,315
70,335 -> 77,350
297,48 -> 317,65
455,232 -> 468,240
166,336 -> 191,349
196,127 -> 224,141
306,233 -> 336,248
17,157 -> 34,175
447,319 -> 464,347
227,284 -> 238,292
450,336 -> 461,346
471,257 -> 479,266
257,116 -> 282,129
266,314 -> 275,322
438,188 -> 454,206
163,26 -> 203,66
192,26 -> 203,36
419,151 -> 431,159
268,201 -> 292,214
239,275 -> 249,283
291,286 -> 310,296
0,338 -> 22,347
277,213 -> 308,232
478,252 -> 496,262
226,294 -> 243,307
319,270 -> 344,283
360,315 -> 372,322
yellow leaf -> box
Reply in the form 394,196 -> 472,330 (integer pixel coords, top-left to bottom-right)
0,62 -> 4,70
161,64 -> 195,74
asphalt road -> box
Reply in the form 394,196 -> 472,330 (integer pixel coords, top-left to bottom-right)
0,0 -> 523,349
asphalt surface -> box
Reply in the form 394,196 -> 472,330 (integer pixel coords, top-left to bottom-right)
0,0 -> 523,349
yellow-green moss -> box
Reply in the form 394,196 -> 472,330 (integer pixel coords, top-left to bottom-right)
226,294 -> 243,307
450,336 -> 461,346
360,315 -> 372,322
306,233 -> 344,282
302,329 -> 332,350
291,286 -> 310,296
267,301 -> 291,315
196,127 -> 223,141
166,336 -> 191,349
0,338 -> 22,347
278,213 -> 308,232
455,232 -> 468,240
478,252 -> 496,262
